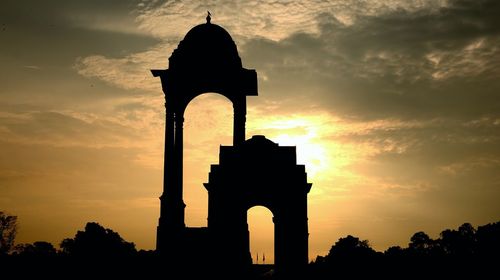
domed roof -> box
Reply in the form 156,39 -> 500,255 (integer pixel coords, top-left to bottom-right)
184,23 -> 234,46
169,22 -> 242,71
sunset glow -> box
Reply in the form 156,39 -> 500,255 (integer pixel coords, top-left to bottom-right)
1,0 -> 499,263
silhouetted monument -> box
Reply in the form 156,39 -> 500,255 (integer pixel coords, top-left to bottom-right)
206,135 -> 312,275
151,16 -> 312,277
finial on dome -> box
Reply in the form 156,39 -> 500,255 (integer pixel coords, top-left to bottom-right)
206,11 -> 212,24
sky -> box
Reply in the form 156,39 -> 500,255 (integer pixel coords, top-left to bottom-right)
1,0 -> 500,263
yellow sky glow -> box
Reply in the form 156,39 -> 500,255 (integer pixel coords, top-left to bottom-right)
2,0 -> 499,265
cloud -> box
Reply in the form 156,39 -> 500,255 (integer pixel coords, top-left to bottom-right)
242,0 -> 500,120
3,0 -> 500,254
73,0 -> 456,100
73,2 -> 500,247
23,65 -> 41,70
0,99 -> 168,170
74,0 -> 500,121
74,49 -> 164,92
1,110 -> 137,148
136,0 -> 449,40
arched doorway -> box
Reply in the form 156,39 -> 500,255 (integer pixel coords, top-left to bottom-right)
205,135 -> 312,276
247,206 -> 274,264
184,93 -> 233,227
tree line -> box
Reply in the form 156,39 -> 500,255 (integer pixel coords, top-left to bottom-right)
309,221 -> 499,278
1,210 -> 499,278
313,221 -> 499,261
1,212 -> 147,257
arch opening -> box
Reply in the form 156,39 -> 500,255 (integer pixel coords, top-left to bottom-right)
247,205 -> 275,265
183,93 -> 233,227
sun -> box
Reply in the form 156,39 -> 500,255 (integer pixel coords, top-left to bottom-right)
272,132 -> 327,179
248,117 -> 331,181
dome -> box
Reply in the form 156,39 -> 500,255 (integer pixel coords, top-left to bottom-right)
169,22 -> 242,71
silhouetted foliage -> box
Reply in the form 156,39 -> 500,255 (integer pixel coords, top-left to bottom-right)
309,221 -> 500,279
13,241 -> 57,257
384,245 -> 406,257
476,221 -> 500,257
60,222 -> 136,257
310,235 -> 381,279
408,231 -> 440,256
440,223 -> 476,256
1,219 -> 498,280
0,211 -> 17,255
326,235 -> 377,260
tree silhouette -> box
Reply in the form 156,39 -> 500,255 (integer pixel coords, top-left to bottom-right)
326,235 -> 377,260
0,215 -> 497,280
440,223 -> 476,257
60,222 -> 136,257
476,221 -> 500,258
408,231 -> 438,256
384,245 -> 406,258
13,241 -> 57,257
0,211 -> 17,255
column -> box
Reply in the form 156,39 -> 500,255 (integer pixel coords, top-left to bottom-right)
174,112 -> 185,227
233,97 -> 246,145
157,104 -> 176,251
157,106 -> 186,252
162,109 -> 175,200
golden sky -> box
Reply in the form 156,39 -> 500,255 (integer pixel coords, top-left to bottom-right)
1,0 -> 500,263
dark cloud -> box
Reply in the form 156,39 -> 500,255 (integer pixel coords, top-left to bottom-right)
0,0 -> 159,107
0,0 -> 158,60
242,1 -> 499,234
241,0 -> 500,120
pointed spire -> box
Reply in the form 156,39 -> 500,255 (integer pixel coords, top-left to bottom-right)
206,11 -> 212,24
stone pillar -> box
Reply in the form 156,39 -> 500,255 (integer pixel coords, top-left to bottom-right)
157,105 -> 185,252
163,108 -> 175,199
274,197 -> 309,278
157,105 -> 176,251
174,112 -> 185,227
233,97 -> 246,145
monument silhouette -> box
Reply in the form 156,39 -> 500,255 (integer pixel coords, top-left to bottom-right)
151,14 -> 312,277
